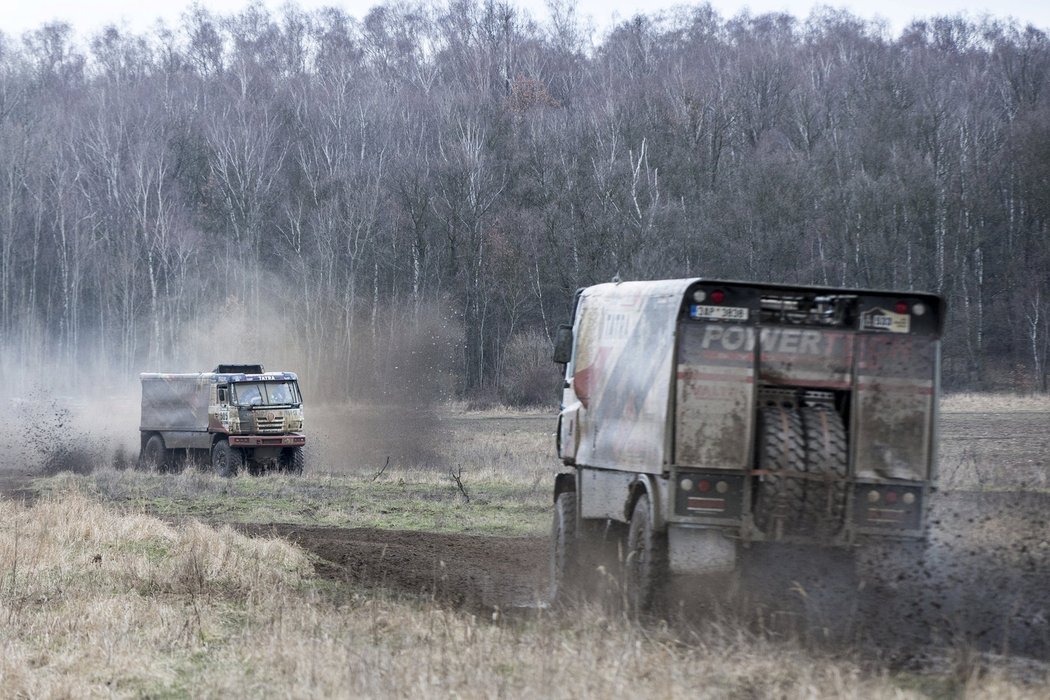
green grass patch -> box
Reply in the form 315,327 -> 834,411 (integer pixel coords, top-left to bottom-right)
34,468 -> 551,537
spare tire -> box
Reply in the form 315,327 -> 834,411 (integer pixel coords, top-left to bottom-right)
800,406 -> 848,535
754,405 -> 807,536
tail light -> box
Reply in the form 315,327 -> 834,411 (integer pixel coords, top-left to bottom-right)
675,473 -> 744,518
855,485 -> 922,529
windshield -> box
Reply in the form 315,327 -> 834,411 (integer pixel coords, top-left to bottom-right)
232,381 -> 301,407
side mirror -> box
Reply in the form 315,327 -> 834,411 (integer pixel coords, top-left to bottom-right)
552,324 -> 573,365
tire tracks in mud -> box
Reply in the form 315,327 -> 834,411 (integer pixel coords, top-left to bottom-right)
236,523 -> 549,611
232,490 -> 1050,663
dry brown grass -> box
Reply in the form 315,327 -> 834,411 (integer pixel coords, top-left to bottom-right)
1,492 -> 1047,698
6,396 -> 1050,695
937,409 -> 1050,491
0,492 -> 310,696
941,393 -> 1050,413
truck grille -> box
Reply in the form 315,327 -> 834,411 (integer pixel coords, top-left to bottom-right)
255,414 -> 285,434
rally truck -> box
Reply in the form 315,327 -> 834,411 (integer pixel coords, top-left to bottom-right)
139,364 -> 306,476
549,279 -> 944,610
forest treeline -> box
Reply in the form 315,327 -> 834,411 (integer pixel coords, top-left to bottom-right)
0,1 -> 1048,401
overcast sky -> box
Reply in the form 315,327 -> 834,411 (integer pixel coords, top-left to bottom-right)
2,0 -> 1047,40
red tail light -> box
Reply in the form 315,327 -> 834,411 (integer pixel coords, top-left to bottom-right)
884,490 -> 898,504
894,300 -> 909,314
697,479 -> 712,493
709,289 -> 726,304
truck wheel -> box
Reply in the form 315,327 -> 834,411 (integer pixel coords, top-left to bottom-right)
624,493 -> 667,615
550,491 -> 578,604
281,447 -> 304,475
168,449 -> 189,474
212,440 -> 243,478
800,406 -> 848,534
143,434 -> 168,472
754,406 -> 807,536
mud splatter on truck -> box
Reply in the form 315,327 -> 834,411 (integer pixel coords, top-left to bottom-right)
140,364 -> 306,476
550,279 -> 944,612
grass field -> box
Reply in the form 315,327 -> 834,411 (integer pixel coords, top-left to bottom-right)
1,492 -> 1044,698
2,394 -> 1049,696
32,393 -> 1050,537
34,405 -> 555,537
938,394 -> 1050,492
36,467 -> 551,536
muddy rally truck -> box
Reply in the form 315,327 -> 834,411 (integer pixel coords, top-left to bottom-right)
139,364 -> 306,476
550,279 -> 944,610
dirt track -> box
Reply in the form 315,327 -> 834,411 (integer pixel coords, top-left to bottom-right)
226,489 -> 1050,662
234,488 -> 1050,662
3,468 -> 1050,660
238,523 -> 549,610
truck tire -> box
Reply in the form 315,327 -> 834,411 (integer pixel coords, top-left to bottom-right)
169,450 -> 188,474
624,493 -> 667,615
280,447 -> 304,475
800,406 -> 848,534
550,491 -> 578,604
212,439 -> 243,478
143,434 -> 168,472
754,405 -> 807,536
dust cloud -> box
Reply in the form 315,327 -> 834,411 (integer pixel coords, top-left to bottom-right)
0,286 -> 460,476
301,308 -> 461,474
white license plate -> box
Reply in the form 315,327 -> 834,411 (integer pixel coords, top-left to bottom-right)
691,304 -> 749,321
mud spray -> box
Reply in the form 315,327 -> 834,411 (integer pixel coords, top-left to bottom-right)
641,489 -> 1050,665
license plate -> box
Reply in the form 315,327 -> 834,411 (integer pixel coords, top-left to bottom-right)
691,304 -> 749,321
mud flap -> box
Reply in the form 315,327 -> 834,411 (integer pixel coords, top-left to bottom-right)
667,525 -> 736,575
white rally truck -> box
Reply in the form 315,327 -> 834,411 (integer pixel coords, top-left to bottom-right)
549,279 -> 944,611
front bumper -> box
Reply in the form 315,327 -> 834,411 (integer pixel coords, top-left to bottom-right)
228,433 -> 306,448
